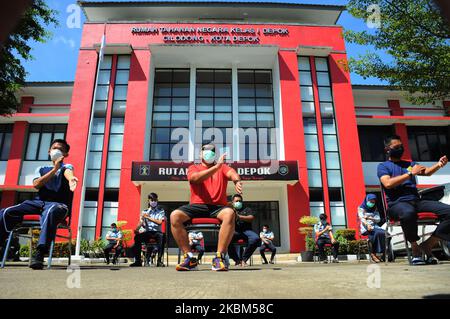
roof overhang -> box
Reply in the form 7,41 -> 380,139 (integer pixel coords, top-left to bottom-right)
79,1 -> 344,25
149,43 -> 279,68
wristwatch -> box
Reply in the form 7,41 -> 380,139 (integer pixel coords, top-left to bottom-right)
407,171 -> 413,177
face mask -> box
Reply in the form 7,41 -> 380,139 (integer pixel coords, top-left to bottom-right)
50,149 -> 63,162
320,219 -> 327,225
366,202 -> 375,208
202,150 -> 216,163
388,146 -> 404,158
233,201 -> 243,210
150,201 -> 158,208
263,229 -> 268,233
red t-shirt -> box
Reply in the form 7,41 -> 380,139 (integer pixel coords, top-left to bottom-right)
187,163 -> 232,205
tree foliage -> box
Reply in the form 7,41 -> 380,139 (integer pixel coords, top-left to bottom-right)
345,0 -> 450,104
0,0 -> 57,115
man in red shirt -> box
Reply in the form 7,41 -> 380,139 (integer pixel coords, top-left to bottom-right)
171,143 -> 243,271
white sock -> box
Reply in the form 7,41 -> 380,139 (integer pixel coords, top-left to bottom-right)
187,252 -> 194,258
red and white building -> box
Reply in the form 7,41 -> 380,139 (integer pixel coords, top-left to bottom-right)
1,1 -> 449,253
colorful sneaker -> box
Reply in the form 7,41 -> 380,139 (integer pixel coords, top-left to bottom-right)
176,254 -> 198,271
212,253 -> 228,271
411,257 -> 426,266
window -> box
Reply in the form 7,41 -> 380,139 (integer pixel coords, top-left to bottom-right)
238,70 -> 276,160
196,69 -> 233,159
408,126 -> 450,161
358,125 -> 394,162
24,124 -> 67,161
151,69 -> 190,160
0,124 -> 13,160
309,188 -> 325,218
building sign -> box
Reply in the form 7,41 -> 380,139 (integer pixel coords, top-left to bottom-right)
132,161 -> 299,182
131,26 -> 289,44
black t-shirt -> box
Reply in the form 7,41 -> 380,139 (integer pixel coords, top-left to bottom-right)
235,207 -> 255,232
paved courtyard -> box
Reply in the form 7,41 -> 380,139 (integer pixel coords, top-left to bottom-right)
0,260 -> 449,299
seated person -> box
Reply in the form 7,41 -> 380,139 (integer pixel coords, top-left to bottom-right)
130,192 -> 165,267
358,194 -> 385,262
378,134 -> 449,265
228,194 -> 260,267
314,214 -> 339,263
259,225 -> 276,264
188,231 -> 205,261
0,139 -> 77,270
170,144 -> 242,272
103,223 -> 123,265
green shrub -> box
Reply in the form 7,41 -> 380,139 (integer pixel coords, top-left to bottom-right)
20,245 -> 29,257
335,229 -> 356,241
299,216 -> 319,226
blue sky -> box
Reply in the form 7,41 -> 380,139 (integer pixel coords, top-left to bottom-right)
21,0 -> 386,85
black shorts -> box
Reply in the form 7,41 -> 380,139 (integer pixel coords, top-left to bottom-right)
176,204 -> 230,219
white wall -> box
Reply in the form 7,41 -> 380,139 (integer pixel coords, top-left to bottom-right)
363,162 -> 450,186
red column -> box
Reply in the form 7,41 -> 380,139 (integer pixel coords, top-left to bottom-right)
328,53 -> 365,233
278,51 -> 310,253
65,49 -> 100,238
388,100 -> 412,161
0,97 -> 34,208
117,50 -> 151,231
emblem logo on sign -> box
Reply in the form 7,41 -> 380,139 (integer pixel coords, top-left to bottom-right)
278,164 -> 289,176
139,165 -> 150,176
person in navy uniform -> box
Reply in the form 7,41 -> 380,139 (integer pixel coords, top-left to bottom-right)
378,134 -> 449,265
130,192 -> 166,267
103,223 -> 123,265
0,139 -> 78,269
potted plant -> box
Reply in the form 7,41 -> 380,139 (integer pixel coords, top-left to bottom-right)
298,216 -> 319,262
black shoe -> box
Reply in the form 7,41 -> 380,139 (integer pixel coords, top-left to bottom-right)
269,260 -> 275,264
129,261 -> 142,267
30,250 -> 45,270
262,260 -> 268,264
157,261 -> 165,267
112,258 -> 117,265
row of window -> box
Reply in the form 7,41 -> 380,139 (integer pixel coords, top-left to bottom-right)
358,125 -> 449,162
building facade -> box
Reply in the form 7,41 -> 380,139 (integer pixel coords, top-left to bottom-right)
1,2 -> 449,253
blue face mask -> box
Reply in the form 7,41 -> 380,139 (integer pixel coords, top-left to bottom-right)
366,201 -> 375,208
202,150 -> 216,163
233,201 -> 243,210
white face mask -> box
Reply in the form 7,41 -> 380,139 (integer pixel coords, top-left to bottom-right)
50,149 -> 63,162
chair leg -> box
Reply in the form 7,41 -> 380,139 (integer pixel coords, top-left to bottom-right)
47,240 -> 55,269
68,228 -> 72,266
403,234 -> 412,265
385,226 -> 389,265
28,228 -> 33,267
177,248 -> 181,264
1,231 -> 14,268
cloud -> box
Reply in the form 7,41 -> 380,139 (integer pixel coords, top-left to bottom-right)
53,35 -> 76,49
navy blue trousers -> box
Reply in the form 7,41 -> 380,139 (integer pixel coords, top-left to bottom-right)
228,230 -> 261,263
363,227 -> 385,254
0,200 -> 68,250
388,200 -> 450,242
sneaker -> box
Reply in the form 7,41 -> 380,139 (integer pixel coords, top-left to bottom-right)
425,256 -> 439,265
129,260 -> 142,267
212,253 -> 228,271
320,259 -> 328,264
176,254 -> 198,271
30,250 -> 45,270
411,257 -> 426,266
332,258 -> 339,263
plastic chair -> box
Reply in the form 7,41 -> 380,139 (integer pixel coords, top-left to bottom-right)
143,219 -> 168,267
234,238 -> 254,265
381,186 -> 441,265
177,218 -> 221,264
1,214 -> 72,269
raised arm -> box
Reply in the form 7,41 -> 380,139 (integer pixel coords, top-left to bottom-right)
188,154 -> 227,184
226,167 -> 243,194
64,166 -> 78,192
422,156 -> 448,176
379,164 -> 425,189
33,157 -> 64,189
